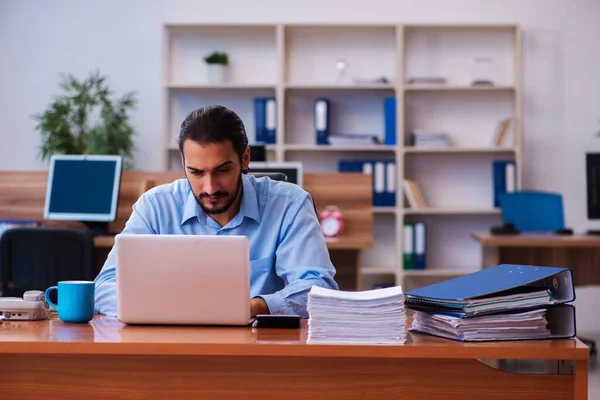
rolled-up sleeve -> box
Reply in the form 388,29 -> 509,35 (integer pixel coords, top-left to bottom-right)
94,198 -> 156,316
260,194 -> 339,317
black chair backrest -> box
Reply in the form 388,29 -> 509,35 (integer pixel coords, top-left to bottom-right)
249,172 -> 288,182
0,227 -> 95,299
248,172 -> 318,217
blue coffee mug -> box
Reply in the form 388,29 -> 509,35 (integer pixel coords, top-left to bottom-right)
45,281 -> 95,323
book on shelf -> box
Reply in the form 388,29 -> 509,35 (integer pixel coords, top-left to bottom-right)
492,117 -> 513,147
402,179 -> 427,209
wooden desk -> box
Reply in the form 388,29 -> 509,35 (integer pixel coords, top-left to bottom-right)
472,232 -> 600,285
0,315 -> 588,400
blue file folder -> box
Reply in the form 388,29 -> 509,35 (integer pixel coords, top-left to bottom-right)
405,264 -> 575,317
384,97 -> 396,145
254,97 -> 276,144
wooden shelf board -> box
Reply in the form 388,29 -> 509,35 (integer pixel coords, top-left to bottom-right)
373,207 -> 398,214
284,144 -> 395,152
402,269 -> 478,277
403,146 -> 516,154
166,83 -> 276,90
403,208 -> 501,216
285,83 -> 395,90
403,85 -> 515,92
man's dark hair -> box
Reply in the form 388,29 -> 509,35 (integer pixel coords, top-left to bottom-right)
178,105 -> 248,161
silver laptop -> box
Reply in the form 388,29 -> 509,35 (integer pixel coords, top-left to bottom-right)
115,234 -> 251,325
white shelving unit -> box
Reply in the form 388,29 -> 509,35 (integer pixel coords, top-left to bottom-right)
162,23 -> 522,291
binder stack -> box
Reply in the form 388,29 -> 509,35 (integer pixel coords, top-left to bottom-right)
405,264 -> 577,342
307,285 -> 407,345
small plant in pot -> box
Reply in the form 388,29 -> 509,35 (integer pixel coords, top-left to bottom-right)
204,51 -> 229,84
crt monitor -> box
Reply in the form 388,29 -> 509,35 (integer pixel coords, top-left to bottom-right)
248,162 -> 303,187
44,155 -> 123,227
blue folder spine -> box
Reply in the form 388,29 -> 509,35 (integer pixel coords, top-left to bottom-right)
384,97 -> 396,146
315,98 -> 330,145
492,160 -> 516,207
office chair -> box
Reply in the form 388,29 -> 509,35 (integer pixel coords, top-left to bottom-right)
248,172 -> 288,182
0,227 -> 95,303
248,172 -> 319,217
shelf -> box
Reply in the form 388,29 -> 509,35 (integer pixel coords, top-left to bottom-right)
404,85 -> 515,92
361,265 -> 397,275
166,83 -> 277,90
285,83 -> 395,90
402,269 -> 478,277
284,144 -> 395,152
403,146 -> 516,154
403,208 -> 501,216
373,207 -> 397,214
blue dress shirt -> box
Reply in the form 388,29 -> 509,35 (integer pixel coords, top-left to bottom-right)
94,174 -> 339,318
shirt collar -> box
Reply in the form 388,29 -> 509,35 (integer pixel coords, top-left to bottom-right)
180,174 -> 261,226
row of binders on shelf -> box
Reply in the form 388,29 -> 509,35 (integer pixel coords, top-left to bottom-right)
402,222 -> 426,270
405,264 -> 577,342
338,159 -> 396,207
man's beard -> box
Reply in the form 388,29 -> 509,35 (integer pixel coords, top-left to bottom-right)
194,172 -> 243,215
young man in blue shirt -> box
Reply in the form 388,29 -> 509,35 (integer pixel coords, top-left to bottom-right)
94,105 -> 338,318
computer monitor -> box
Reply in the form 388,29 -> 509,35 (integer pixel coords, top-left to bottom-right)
44,155 -> 123,232
586,153 -> 600,235
249,144 -> 267,162
248,162 -> 303,187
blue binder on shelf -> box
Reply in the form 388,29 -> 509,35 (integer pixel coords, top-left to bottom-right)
339,159 -> 396,207
492,160 -> 515,207
383,160 -> 396,207
405,264 -> 575,317
254,97 -> 276,144
314,98 -> 330,145
384,97 -> 396,146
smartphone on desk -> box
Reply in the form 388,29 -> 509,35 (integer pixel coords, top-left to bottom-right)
253,314 -> 301,329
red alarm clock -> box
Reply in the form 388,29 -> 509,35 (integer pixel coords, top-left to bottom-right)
320,205 -> 344,238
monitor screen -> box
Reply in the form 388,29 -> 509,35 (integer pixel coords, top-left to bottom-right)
249,145 -> 267,162
248,162 -> 303,187
44,155 -> 123,222
587,153 -> 600,219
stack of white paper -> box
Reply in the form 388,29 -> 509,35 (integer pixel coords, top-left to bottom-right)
412,309 -> 550,342
307,285 -> 407,345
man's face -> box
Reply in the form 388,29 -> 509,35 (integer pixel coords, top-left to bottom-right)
181,140 -> 249,215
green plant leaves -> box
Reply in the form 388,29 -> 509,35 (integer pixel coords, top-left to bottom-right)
33,70 -> 137,168
203,51 -> 229,65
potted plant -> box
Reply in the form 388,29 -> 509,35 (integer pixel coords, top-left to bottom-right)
33,70 -> 137,168
204,51 -> 229,84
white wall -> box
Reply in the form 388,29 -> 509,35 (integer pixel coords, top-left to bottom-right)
1,0 -> 599,331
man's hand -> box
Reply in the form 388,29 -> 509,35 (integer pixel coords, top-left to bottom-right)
250,297 -> 269,317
